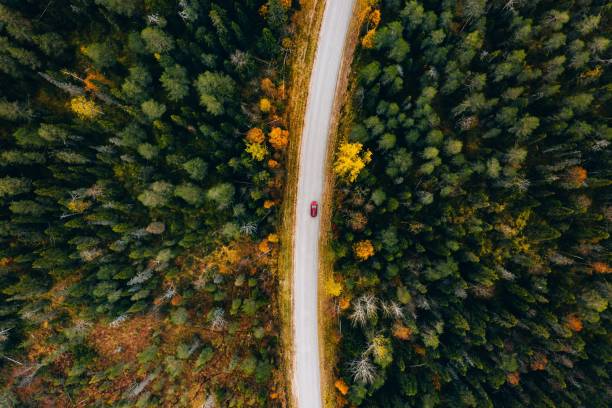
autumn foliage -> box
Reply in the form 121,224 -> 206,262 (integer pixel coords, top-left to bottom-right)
67,199 -> 92,213
566,314 -> 583,332
325,276 -> 343,297
339,297 -> 351,310
361,29 -> 376,49
83,71 -> 111,92
88,315 -> 159,365
246,142 -> 267,161
260,97 -> 272,112
564,166 -> 588,188
335,378 -> 349,395
246,127 -> 265,144
530,353 -> 549,371
506,372 -> 520,386
261,77 -> 276,97
70,95 -> 101,118
334,142 -> 372,182
369,9 -> 381,27
263,199 -> 277,209
392,324 -> 412,340
591,262 -> 610,274
268,127 -> 289,149
353,240 -> 375,261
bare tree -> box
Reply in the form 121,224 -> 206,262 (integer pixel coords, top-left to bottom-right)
361,294 -> 378,319
127,268 -> 153,286
210,308 -> 227,331
349,301 -> 367,327
240,222 -> 257,236
127,372 -> 157,399
84,184 -> 105,200
161,286 -> 176,301
350,294 -> 380,327
109,314 -> 127,328
348,355 -> 377,385
178,0 -> 197,22
381,301 -> 405,320
547,252 -> 574,266
16,363 -> 43,387
230,50 -> 249,70
38,72 -> 83,96
203,395 -> 217,408
503,0 -> 523,12
147,14 -> 161,25
0,327 -> 11,343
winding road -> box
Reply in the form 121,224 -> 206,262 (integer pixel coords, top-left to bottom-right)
292,1 -> 356,407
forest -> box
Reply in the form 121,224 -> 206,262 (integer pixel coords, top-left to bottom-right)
332,0 -> 610,407
0,0 -> 293,406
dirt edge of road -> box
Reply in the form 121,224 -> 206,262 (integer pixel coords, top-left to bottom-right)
278,1 -> 326,406
318,1 -> 371,406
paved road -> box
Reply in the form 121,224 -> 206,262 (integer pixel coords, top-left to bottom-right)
293,1 -> 355,407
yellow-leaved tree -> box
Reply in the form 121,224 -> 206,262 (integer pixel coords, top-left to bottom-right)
259,97 -> 271,113
334,142 -> 372,182
70,95 -> 101,119
246,142 -> 267,161
67,199 -> 92,213
325,276 -> 342,297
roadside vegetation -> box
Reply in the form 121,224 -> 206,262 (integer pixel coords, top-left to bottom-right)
0,0 -> 295,406
331,0 -> 610,406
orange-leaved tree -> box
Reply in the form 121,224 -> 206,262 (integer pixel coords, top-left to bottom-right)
268,127 -> 288,149
506,372 -> 520,386
591,262 -> 611,274
566,314 -> 583,332
369,9 -> 381,28
563,165 -> 587,188
530,353 -> 548,371
353,240 -> 374,261
246,127 -> 265,144
392,324 -> 412,340
334,379 -> 349,395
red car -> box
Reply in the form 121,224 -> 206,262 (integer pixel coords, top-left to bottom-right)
310,201 -> 318,217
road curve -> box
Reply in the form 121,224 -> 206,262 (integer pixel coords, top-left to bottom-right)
292,1 -> 356,407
